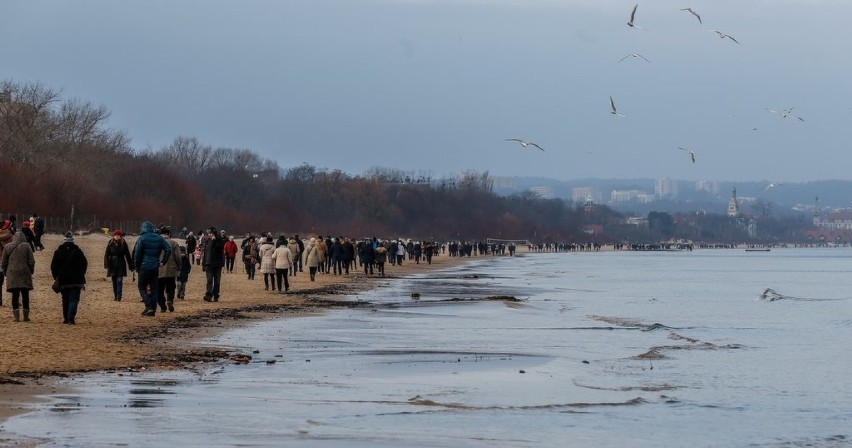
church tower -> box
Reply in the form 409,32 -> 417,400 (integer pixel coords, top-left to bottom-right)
813,196 -> 820,227
726,187 -> 740,217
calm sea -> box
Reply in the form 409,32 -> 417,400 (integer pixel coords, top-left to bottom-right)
4,249 -> 852,447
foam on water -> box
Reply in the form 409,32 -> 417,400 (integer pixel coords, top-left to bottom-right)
5,248 -> 852,447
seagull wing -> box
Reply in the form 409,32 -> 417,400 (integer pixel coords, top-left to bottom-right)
681,8 -> 701,24
637,54 -> 651,63
529,142 -> 545,152
618,54 -> 631,62
629,4 -> 638,25
505,138 -> 524,143
726,34 -> 740,44
610,96 -> 617,113
690,152 -> 696,163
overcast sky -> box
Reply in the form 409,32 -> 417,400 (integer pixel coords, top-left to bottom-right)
2,0 -> 850,182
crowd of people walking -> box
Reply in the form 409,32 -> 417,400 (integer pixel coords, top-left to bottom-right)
1,212 -> 524,325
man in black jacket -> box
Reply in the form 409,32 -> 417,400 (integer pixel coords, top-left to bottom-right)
202,227 -> 225,302
50,232 -> 88,324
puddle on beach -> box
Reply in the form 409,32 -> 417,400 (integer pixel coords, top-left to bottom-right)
4,250 -> 852,447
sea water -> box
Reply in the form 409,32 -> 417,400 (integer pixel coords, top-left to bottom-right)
4,249 -> 852,447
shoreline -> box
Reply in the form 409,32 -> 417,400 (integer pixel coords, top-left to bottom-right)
0,233 -> 474,427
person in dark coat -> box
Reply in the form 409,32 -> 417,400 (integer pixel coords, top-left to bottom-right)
51,232 -> 88,324
202,227 -> 225,302
32,214 -> 45,251
104,230 -> 133,301
20,220 -> 36,251
360,239 -> 375,275
2,231 -> 35,322
176,246 -> 191,300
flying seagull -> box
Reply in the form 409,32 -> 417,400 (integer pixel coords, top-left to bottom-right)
505,138 -> 544,151
609,96 -> 625,117
627,4 -> 638,27
677,147 -> 696,163
710,30 -> 740,44
765,107 -> 805,122
680,8 -> 702,24
618,53 -> 651,63
764,182 -> 784,191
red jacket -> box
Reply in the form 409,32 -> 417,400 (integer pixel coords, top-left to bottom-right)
223,240 -> 238,258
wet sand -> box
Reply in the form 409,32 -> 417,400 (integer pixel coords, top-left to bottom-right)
0,233 -> 469,422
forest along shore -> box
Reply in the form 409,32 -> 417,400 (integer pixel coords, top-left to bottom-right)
0,233 -> 471,421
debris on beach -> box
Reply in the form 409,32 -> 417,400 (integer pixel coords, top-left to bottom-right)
229,354 -> 252,364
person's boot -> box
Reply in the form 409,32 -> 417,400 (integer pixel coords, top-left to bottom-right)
13,309 -> 20,322
167,300 -> 174,312
23,309 -> 31,322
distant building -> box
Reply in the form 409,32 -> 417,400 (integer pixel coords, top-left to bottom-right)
727,187 -> 740,217
695,179 -> 719,195
572,187 -> 601,204
611,190 -> 654,203
814,210 -> 852,230
529,186 -> 554,200
625,216 -> 647,226
491,176 -> 518,190
655,178 -> 678,199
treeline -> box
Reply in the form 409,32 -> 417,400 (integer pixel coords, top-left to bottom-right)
0,80 -> 597,241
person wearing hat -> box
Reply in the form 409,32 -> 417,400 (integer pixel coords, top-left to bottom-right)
223,236 -> 238,274
104,230 -> 134,301
133,221 -> 173,316
19,220 -> 36,251
258,236 -> 276,291
50,232 -> 88,324
2,230 -> 35,322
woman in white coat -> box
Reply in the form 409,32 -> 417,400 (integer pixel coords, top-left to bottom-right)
271,240 -> 293,292
258,236 -> 276,291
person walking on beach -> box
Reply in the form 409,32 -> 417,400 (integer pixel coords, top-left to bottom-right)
2,231 -> 35,322
223,236 -> 238,273
242,235 -> 258,280
194,229 -> 205,266
315,236 -> 327,274
396,240 -> 406,266
133,221 -> 172,316
258,236 -> 276,291
157,227 -> 182,312
32,213 -> 45,251
287,237 -> 300,277
374,242 -> 388,276
202,227 -> 225,302
185,231 -> 198,265
341,238 -> 353,274
176,245 -> 191,300
104,230 -> 133,301
330,237 -> 343,275
303,237 -> 320,281
360,238 -> 375,275
19,220 -> 36,251
272,238 -> 293,291
51,232 -> 88,325
294,234 -> 304,273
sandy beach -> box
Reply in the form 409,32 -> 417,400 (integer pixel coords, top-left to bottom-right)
0,232 -> 467,422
